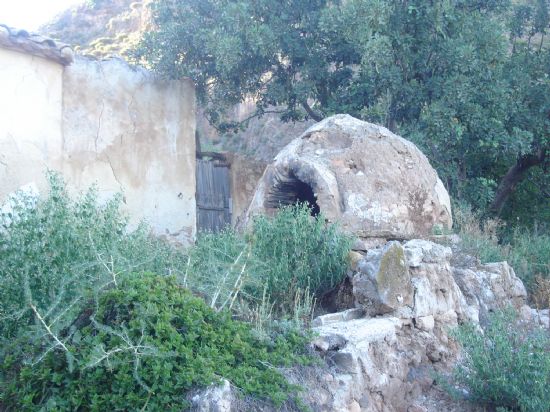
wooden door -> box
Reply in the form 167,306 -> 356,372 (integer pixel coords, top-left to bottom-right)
196,159 -> 231,232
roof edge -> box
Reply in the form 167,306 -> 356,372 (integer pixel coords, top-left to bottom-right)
0,24 -> 74,65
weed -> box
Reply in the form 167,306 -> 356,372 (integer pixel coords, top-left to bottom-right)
445,309 -> 550,412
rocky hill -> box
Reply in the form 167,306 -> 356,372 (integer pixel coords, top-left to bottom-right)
39,0 -> 152,59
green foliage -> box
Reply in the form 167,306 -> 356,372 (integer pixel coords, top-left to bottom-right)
134,0 -> 349,128
0,177 -> 333,410
452,203 -> 508,264
0,173 -> 187,345
249,204 -> 352,314
136,0 -> 550,226
1,274 -> 311,411
185,228 -> 251,311
446,309 -> 550,412
185,204 -> 351,320
506,228 -> 550,292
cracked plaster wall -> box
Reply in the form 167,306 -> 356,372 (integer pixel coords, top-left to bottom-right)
0,50 -> 196,244
0,48 -> 64,196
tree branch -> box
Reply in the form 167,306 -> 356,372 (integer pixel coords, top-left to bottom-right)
301,101 -> 323,122
30,303 -> 69,353
490,148 -> 547,215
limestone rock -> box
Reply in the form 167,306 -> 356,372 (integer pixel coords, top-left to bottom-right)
301,238 -> 536,412
190,379 -> 232,412
353,242 -> 414,315
311,313 -> 466,412
312,308 -> 365,327
243,114 -> 452,239
415,315 -> 435,332
452,261 -> 527,322
404,239 -> 452,267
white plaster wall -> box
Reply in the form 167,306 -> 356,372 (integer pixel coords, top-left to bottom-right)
62,57 -> 196,244
0,48 -> 64,197
0,50 -> 196,244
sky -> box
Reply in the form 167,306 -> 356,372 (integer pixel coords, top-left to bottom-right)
0,0 -> 81,31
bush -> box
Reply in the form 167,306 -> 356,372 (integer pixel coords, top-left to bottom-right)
184,228 -> 251,312
452,203 -> 508,263
1,274 -> 311,411
506,228 -> 550,293
0,173 -> 187,361
446,309 -> 550,412
186,204 -> 352,320
249,204 -> 352,315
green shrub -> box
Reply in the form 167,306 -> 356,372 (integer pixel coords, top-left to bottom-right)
185,228 -> 252,312
446,309 -> 550,412
249,204 -> 352,315
186,204 -> 352,320
452,203 -> 508,263
0,173 -> 187,353
1,274 -> 311,411
507,228 -> 550,292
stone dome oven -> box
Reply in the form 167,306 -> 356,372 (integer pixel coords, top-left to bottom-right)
243,115 -> 452,239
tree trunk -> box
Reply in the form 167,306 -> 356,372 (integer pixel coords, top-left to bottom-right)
302,101 -> 323,122
490,149 -> 546,215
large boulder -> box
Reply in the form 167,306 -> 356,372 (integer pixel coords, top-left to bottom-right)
353,241 -> 414,315
243,115 -> 452,239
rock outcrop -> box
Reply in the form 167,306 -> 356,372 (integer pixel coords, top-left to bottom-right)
243,115 -> 452,240
307,238 -> 530,411
194,238 -> 542,412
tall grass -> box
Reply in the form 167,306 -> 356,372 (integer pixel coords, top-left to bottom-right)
186,204 -> 352,322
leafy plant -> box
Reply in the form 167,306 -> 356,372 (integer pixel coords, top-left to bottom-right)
1,274 -> 311,411
0,173 -> 187,361
185,228 -> 252,312
445,309 -> 550,412
506,228 -> 550,292
249,203 -> 352,315
135,0 -> 549,227
0,175 -> 317,411
452,202 -> 508,264
186,204 -> 351,321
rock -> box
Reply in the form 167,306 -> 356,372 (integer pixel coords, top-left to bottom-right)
190,379 -> 232,412
452,261 -> 527,322
302,238 -> 538,412
353,237 -> 387,252
404,239 -> 452,267
349,400 -> 361,412
242,114 -> 452,239
312,308 -> 365,327
313,317 -> 403,411
408,405 -> 428,412
353,242 -> 414,315
527,308 -> 550,328
312,333 -> 348,352
415,315 -> 435,332
348,251 -> 364,272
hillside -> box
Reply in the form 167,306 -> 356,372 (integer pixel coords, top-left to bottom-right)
39,0 -> 151,59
